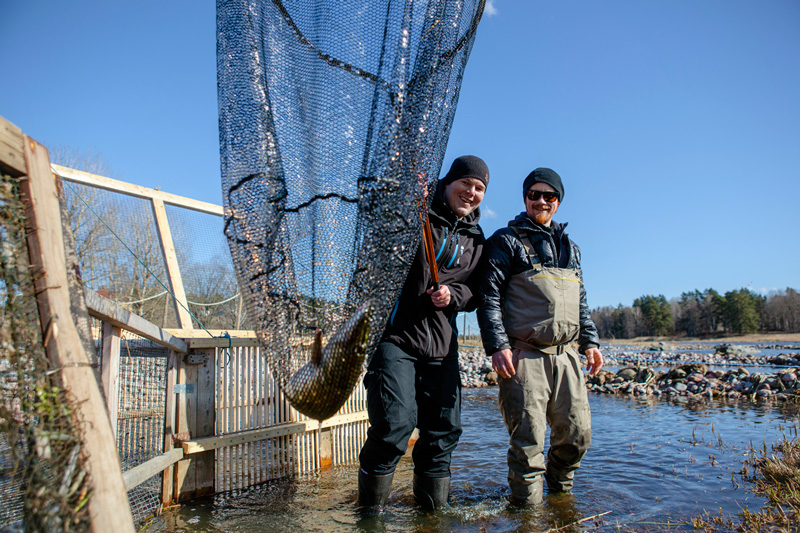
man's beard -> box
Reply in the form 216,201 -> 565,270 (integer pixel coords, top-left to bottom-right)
532,211 -> 553,225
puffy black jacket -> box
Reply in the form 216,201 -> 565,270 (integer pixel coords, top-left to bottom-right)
476,213 -> 600,355
381,185 -> 484,360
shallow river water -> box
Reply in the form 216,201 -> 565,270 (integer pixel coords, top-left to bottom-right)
155,388 -> 799,532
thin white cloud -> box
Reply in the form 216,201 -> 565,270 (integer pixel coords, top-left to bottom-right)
484,207 -> 497,218
485,0 -> 497,16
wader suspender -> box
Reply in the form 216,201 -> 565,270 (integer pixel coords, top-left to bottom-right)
511,226 -> 541,269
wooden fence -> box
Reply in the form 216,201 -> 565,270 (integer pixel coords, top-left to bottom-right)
60,164 -> 372,508
87,294 -> 369,509
2,115 -> 371,528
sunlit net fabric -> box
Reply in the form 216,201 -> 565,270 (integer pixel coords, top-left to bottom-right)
217,0 -> 484,420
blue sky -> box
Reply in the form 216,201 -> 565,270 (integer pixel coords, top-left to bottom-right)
2,0 -> 798,310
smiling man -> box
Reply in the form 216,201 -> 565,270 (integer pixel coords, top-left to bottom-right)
477,167 -> 603,505
358,155 -> 488,511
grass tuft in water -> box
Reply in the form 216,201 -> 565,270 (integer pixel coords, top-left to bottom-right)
691,435 -> 800,531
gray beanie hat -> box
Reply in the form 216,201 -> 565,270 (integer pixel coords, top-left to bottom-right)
440,155 -> 490,187
522,167 -> 564,202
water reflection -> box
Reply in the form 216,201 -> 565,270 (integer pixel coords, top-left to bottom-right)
154,389 -> 799,532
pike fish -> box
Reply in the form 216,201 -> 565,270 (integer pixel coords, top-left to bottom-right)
284,299 -> 375,421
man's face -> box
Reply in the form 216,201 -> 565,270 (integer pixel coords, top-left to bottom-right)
525,182 -> 560,226
444,177 -> 486,218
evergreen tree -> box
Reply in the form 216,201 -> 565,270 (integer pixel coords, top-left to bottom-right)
633,295 -> 673,336
724,289 -> 764,334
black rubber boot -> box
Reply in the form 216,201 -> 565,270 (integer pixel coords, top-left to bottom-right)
413,474 -> 450,510
358,470 -> 394,509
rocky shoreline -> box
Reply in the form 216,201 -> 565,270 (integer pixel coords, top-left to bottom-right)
458,343 -> 800,402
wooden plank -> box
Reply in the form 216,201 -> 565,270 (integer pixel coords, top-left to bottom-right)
161,350 -> 178,506
319,428 -> 333,470
84,288 -> 188,353
184,335 -> 261,349
319,410 -> 369,428
20,134 -> 135,533
151,198 -> 193,329
0,116 -> 26,176
123,448 -> 184,491
180,409 -> 370,455
193,348 -> 216,497
51,163 -> 223,216
100,323 -> 121,438
181,421 -> 308,454
165,328 -> 257,339
173,354 -> 197,501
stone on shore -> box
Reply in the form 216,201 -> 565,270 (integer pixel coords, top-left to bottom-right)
458,342 -> 800,404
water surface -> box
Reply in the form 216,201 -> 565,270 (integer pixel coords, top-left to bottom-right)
154,389 -> 799,532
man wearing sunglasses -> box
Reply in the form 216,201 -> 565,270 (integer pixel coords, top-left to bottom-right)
477,167 -> 603,505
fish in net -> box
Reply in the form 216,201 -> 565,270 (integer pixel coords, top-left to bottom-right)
217,0 -> 485,420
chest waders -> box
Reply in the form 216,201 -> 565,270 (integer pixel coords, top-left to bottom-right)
503,227 -> 582,354
498,227 -> 592,504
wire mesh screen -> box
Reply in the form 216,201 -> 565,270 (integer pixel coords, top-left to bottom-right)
217,0 -> 485,420
60,178 -> 250,332
61,181 -> 178,329
165,204 -> 252,330
110,329 -> 169,524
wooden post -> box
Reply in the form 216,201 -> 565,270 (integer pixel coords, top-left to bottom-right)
151,198 -> 193,329
173,348 -> 216,500
319,428 -> 333,470
4,117 -> 135,533
100,322 -> 122,438
161,350 -> 178,506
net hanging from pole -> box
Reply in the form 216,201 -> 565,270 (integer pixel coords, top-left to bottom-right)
217,0 -> 485,420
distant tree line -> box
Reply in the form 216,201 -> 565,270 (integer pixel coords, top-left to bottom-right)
591,287 -> 800,339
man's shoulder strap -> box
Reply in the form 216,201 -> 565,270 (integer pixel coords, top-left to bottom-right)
510,226 -> 541,265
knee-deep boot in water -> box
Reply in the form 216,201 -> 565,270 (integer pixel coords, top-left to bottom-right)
413,474 -> 450,510
357,470 -> 394,509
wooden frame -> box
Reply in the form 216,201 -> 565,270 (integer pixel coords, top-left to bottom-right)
50,163 -> 226,331
1,115 -> 135,533
44,137 -> 374,503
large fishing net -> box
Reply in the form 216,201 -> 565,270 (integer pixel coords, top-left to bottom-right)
217,0 -> 485,419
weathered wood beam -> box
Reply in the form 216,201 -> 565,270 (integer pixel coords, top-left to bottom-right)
181,421 -> 307,454
19,132 -> 135,533
186,336 -> 262,349
172,347 -> 216,500
123,448 -> 184,491
151,197 -> 193,329
165,328 -> 257,339
51,163 -> 223,216
161,350 -> 178,506
318,410 -> 370,428
84,288 -> 188,353
100,323 -> 121,437
180,410 -> 369,455
0,116 -> 26,176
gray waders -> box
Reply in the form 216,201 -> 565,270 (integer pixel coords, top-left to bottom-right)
499,228 -> 591,504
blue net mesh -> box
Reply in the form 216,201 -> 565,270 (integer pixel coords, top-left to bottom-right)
217,0 -> 484,419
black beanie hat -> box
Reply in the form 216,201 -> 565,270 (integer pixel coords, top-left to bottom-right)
522,167 -> 564,202
440,155 -> 490,187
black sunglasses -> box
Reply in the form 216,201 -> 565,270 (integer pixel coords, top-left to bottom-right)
526,190 -> 559,202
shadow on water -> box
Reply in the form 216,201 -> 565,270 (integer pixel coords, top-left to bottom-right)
152,389 -> 800,532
